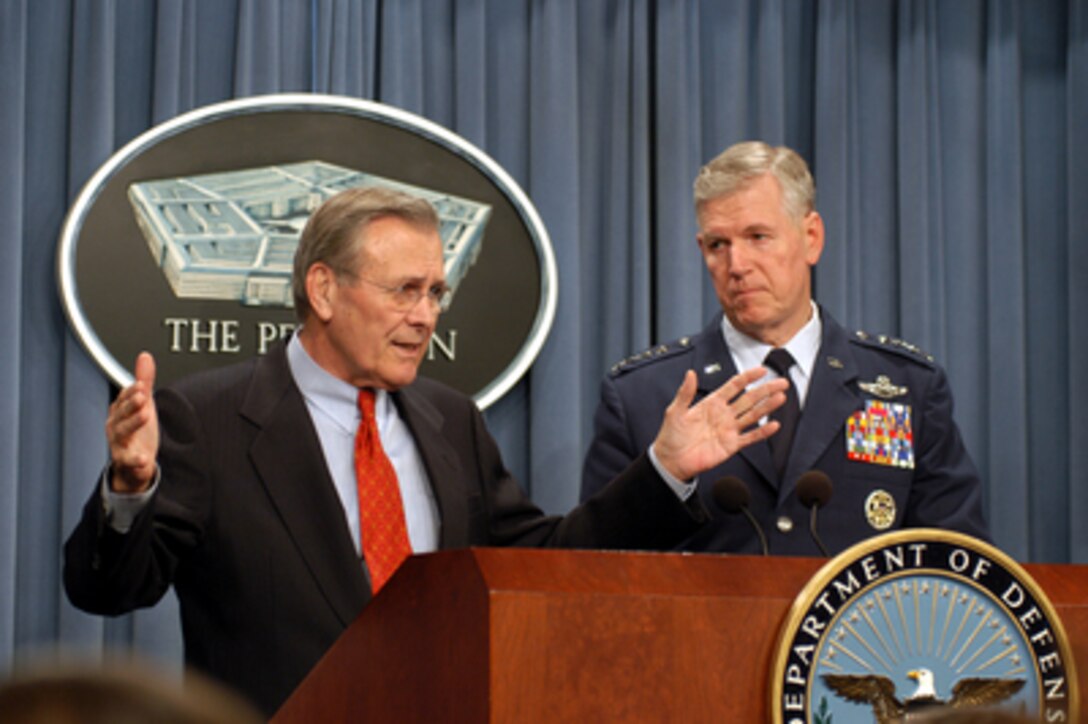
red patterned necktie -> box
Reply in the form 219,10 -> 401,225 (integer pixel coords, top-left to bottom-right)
355,389 -> 411,594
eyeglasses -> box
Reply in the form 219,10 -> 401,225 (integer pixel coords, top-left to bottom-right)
354,275 -> 453,313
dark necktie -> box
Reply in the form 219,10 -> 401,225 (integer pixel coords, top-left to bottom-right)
355,389 -> 411,594
764,348 -> 801,478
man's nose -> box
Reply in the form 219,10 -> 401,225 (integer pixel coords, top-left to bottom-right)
727,244 -> 754,275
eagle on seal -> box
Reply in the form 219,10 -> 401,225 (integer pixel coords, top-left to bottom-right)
821,668 -> 1025,722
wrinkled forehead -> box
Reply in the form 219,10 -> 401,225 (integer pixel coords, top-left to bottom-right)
696,175 -> 793,231
356,217 -> 445,275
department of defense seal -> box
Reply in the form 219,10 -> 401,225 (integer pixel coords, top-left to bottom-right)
770,529 -> 1078,723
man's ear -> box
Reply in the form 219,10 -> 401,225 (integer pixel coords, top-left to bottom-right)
305,263 -> 338,322
803,211 -> 825,266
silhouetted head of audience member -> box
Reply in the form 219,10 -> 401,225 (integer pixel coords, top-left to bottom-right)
0,660 -> 262,724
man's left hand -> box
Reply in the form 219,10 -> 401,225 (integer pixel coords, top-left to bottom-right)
651,367 -> 787,482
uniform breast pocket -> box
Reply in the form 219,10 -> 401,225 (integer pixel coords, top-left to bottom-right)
836,462 -> 913,533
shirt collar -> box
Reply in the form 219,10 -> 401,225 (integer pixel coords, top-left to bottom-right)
286,331 -> 393,434
720,300 -> 822,383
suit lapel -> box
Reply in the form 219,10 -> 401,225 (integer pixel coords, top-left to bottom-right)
779,314 -> 862,501
241,345 -> 369,624
693,316 -> 777,488
391,384 -> 467,548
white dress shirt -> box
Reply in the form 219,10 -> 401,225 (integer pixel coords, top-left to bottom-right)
720,300 -> 823,412
287,333 -> 440,555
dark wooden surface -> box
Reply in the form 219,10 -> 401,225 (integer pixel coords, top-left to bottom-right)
272,549 -> 1088,723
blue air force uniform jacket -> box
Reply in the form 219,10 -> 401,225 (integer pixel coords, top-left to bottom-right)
580,309 -> 989,556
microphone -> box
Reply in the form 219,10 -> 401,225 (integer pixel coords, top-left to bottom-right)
795,470 -> 833,557
712,476 -> 769,556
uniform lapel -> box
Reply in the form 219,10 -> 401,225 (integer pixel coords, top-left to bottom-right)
779,313 -> 863,501
391,384 -> 466,549
241,344 -> 370,624
693,316 -> 777,488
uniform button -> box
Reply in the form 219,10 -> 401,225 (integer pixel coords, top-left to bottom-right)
776,516 -> 794,533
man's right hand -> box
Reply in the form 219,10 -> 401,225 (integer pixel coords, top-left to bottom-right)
106,352 -> 160,494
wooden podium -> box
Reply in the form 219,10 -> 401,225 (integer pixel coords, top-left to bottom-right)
272,548 -> 1088,723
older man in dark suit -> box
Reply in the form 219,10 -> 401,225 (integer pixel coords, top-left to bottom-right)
581,141 -> 989,555
64,186 -> 786,716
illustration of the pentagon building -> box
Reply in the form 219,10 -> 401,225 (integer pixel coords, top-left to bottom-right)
127,161 -> 491,308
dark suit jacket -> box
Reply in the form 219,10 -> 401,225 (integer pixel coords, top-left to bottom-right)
581,309 -> 989,556
64,343 -> 706,716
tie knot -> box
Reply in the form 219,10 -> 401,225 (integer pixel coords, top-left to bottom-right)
357,388 -> 377,418
764,348 -> 795,378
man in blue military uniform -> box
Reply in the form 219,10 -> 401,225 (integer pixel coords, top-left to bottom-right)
580,141 -> 989,556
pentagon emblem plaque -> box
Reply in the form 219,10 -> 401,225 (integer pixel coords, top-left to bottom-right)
57,94 -> 556,409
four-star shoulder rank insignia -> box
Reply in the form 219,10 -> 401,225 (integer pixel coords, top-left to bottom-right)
609,337 -> 692,375
854,330 -> 936,363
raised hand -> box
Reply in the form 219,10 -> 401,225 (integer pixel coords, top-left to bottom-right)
651,367 -> 788,482
106,352 -> 160,493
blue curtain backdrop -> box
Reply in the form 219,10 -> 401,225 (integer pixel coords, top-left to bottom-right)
0,0 -> 1084,672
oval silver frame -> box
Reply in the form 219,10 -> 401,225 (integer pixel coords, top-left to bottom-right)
56,93 -> 558,410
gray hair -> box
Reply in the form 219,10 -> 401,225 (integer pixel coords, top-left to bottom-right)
693,141 -> 815,223
292,186 -> 440,321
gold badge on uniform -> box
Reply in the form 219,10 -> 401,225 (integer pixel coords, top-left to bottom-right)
864,489 -> 896,530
